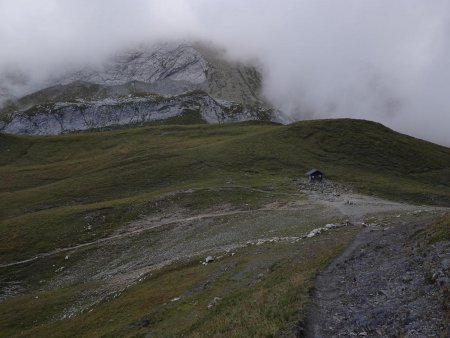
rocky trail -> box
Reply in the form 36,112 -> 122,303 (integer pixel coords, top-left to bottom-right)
0,209 -> 257,269
1,181 -> 447,331
296,180 -> 449,337
305,220 -> 450,337
0,200 -> 308,269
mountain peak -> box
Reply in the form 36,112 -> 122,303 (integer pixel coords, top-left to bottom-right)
0,41 -> 285,134
58,43 -> 209,87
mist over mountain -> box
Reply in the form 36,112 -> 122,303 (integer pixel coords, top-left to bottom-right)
0,0 -> 449,145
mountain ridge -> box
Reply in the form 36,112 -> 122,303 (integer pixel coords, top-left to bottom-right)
0,42 -> 283,134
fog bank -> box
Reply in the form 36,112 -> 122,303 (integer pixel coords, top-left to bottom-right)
1,0 -> 449,145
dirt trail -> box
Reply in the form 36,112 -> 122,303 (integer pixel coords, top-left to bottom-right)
0,198 -> 312,269
0,208 -> 281,268
306,221 -> 449,337
299,180 -> 449,337
302,188 -> 424,224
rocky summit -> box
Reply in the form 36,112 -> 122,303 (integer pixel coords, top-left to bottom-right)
0,42 -> 287,135
60,43 -> 210,87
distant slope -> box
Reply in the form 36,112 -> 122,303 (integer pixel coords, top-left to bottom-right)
0,42 -> 281,134
1,118 -> 449,263
193,43 -> 264,104
54,42 -> 265,106
0,42 -> 265,106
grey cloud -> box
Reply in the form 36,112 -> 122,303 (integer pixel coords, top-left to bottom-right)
0,0 -> 449,145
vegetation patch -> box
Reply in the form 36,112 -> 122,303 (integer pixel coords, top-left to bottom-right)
424,213 -> 450,244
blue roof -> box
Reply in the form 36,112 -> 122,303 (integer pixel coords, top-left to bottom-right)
306,169 -> 323,175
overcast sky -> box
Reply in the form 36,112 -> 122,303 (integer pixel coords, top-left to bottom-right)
1,0 -> 449,145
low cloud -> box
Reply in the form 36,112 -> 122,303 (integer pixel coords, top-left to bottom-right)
0,0 -> 449,145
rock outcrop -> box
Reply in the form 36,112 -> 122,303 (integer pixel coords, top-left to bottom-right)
0,91 -> 282,135
0,42 -> 287,134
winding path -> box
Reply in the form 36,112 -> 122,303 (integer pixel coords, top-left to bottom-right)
306,221 -> 449,337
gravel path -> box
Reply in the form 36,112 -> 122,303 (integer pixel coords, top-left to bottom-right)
0,207 -> 295,268
306,221 -> 450,337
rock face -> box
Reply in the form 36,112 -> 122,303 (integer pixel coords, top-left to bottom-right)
54,42 -> 265,106
0,42 -> 284,134
1,91 -> 281,135
61,44 -> 209,86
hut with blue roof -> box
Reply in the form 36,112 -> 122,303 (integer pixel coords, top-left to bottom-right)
306,169 -> 324,182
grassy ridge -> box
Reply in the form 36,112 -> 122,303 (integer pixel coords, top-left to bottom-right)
1,119 -> 449,262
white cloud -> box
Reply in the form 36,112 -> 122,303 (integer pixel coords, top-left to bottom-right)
0,0 -> 449,145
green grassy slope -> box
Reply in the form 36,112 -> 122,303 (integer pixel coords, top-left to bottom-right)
1,118 -> 449,337
1,119 -> 449,263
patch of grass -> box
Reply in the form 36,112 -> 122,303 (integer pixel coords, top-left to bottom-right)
424,213 -> 450,244
149,109 -> 207,125
0,281 -> 102,337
